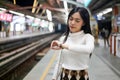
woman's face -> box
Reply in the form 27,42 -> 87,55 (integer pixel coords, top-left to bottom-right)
68,12 -> 84,33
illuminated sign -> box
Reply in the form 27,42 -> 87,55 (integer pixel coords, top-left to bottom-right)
0,13 -> 13,22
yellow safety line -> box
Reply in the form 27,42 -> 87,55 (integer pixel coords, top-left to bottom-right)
40,53 -> 57,80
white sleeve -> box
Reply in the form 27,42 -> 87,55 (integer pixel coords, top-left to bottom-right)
68,34 -> 95,54
59,36 -> 65,43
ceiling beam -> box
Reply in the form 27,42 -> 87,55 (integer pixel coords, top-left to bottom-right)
91,0 -> 110,11
36,4 -> 42,14
91,0 -> 119,14
13,0 -> 16,5
32,0 -> 38,13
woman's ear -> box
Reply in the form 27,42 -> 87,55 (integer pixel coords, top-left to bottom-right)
82,22 -> 85,26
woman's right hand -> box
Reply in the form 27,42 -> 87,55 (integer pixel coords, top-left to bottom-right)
50,40 -> 61,50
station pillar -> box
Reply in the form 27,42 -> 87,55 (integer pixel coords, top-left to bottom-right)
110,4 -> 120,56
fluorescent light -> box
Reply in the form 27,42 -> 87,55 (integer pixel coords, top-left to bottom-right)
102,8 -> 112,14
9,10 -> 24,16
0,8 -> 6,11
26,15 -> 34,19
97,8 -> 112,20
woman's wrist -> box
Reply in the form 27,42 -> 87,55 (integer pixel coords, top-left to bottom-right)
60,44 -> 64,49
60,44 -> 68,49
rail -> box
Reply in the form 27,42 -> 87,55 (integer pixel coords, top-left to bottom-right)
0,33 -> 62,79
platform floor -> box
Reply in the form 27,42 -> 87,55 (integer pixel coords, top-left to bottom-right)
23,39 -> 120,80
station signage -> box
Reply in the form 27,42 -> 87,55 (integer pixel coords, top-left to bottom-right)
116,14 -> 120,25
0,13 -> 13,22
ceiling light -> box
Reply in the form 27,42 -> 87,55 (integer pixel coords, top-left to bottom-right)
102,8 -> 112,14
96,8 -> 112,20
9,10 -> 24,16
26,15 -> 34,19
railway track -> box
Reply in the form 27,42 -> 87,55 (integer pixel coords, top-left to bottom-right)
0,33 -> 54,54
0,33 -> 62,80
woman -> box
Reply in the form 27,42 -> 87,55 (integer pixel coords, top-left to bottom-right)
51,7 -> 95,80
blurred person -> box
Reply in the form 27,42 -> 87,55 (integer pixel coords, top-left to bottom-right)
51,7 -> 95,80
101,27 -> 110,47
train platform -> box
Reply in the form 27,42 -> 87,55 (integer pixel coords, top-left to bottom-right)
0,31 -> 51,43
23,39 -> 120,80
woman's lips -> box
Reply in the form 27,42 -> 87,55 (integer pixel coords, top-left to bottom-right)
70,26 -> 75,28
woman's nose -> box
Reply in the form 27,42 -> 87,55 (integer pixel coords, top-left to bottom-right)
71,20 -> 75,24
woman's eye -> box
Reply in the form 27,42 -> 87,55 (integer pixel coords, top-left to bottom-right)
69,18 -> 73,21
76,20 -> 80,22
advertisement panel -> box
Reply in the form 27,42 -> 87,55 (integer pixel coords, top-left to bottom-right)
0,13 -> 12,22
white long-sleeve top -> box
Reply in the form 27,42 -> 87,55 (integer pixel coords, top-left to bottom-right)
52,30 -> 95,79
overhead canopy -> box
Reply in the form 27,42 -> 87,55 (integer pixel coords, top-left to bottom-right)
1,0 -> 120,23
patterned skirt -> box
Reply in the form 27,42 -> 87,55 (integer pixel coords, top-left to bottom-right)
59,68 -> 89,80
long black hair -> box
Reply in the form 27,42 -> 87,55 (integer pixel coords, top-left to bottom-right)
63,7 -> 92,43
